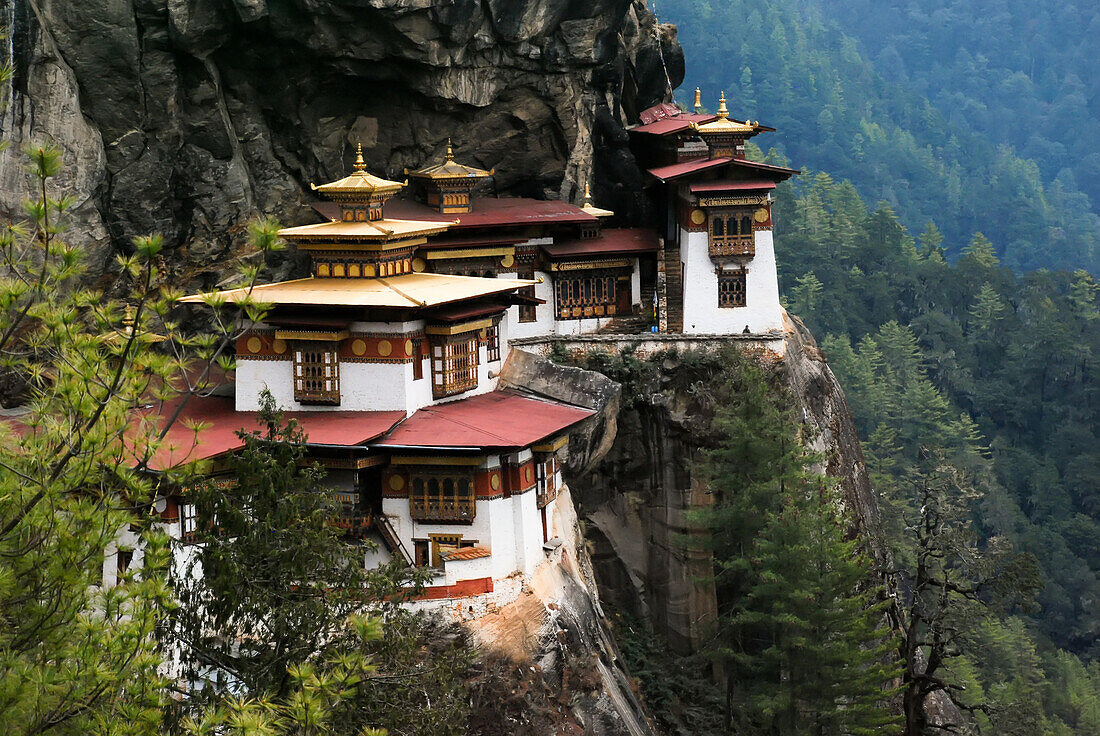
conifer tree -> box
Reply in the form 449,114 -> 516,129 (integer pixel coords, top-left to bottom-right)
694,349 -> 900,734
168,391 -> 431,712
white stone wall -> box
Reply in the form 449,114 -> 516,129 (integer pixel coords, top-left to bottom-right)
680,228 -> 784,335
502,269 -> 556,341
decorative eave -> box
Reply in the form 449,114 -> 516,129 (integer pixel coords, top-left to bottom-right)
311,144 -> 405,201
405,139 -> 493,184
692,91 -> 760,136
278,218 -> 453,245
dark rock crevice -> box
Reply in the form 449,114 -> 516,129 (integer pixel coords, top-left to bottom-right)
1,0 -> 683,285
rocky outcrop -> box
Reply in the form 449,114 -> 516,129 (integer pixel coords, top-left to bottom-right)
1,0 -> 681,281
551,317 -> 891,655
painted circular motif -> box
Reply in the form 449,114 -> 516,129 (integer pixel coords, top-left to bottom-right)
690,209 -> 706,225
490,473 -> 501,491
246,336 -> 262,354
404,339 -> 414,357
411,258 -> 426,273
389,474 -> 405,491
272,338 -> 287,355
524,466 -> 533,484
378,339 -> 392,357
351,339 -> 367,356
500,254 -> 515,268
754,207 -> 769,223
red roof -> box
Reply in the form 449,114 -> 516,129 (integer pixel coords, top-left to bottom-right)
630,113 -> 717,137
689,180 -> 778,194
144,396 -> 405,470
444,546 -> 492,561
639,102 -> 682,124
374,390 -> 594,450
542,228 -> 659,259
424,301 -> 508,323
728,158 -> 799,178
416,234 -> 526,251
647,157 -> 733,182
383,197 -> 597,229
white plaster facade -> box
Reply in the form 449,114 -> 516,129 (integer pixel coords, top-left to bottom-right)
679,227 -> 783,335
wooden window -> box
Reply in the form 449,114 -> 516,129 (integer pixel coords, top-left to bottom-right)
409,470 -> 476,522
430,534 -> 462,567
180,503 -> 198,543
116,549 -> 133,578
708,210 -> 756,257
718,270 -> 747,308
430,335 -> 479,399
485,325 -> 501,362
414,540 -> 430,567
412,339 -> 424,380
536,454 -> 559,508
554,272 -> 620,319
518,271 -> 537,323
293,343 -> 340,405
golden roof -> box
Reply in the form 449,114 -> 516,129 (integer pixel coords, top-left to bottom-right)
311,144 -> 405,198
279,218 -> 452,243
580,183 -> 614,218
179,273 -> 537,309
693,91 -> 756,135
406,139 -> 493,182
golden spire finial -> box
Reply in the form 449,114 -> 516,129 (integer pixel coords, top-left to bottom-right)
445,138 -> 455,161
123,304 -> 135,336
716,91 -> 729,119
353,142 -> 366,173
693,87 -> 702,112
583,181 -> 593,206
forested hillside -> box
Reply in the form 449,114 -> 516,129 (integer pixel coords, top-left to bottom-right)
657,0 -> 1100,273
769,160 -> 1100,732
830,0 -> 1100,211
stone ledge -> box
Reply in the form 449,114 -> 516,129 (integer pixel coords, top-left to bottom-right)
509,330 -> 785,346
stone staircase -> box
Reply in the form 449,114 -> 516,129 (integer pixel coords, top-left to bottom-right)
663,246 -> 684,333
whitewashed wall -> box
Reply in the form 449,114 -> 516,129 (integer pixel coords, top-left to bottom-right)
679,228 -> 783,335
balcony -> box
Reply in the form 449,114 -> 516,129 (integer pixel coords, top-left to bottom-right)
409,499 -> 476,523
709,234 -> 755,258
331,508 -> 374,539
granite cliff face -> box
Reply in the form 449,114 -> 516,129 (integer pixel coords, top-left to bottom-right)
0,0 -> 682,280
507,319 -> 895,656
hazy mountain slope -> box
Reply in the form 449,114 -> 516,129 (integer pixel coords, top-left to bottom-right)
657,0 -> 1099,273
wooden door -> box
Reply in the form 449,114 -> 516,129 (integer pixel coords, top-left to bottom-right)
615,276 -> 632,315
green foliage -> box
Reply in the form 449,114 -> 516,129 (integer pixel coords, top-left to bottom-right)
691,349 -> 900,734
759,166 -> 1099,731
0,143 -> 179,736
660,0 -> 1100,272
168,391 -> 433,712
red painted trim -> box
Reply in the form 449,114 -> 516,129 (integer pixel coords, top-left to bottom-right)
409,576 -> 494,600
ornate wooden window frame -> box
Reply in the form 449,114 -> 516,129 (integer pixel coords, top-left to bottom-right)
535,454 -> 559,508
293,341 -> 340,405
518,270 -> 538,323
485,324 -> 501,363
717,268 -> 747,308
408,469 -> 477,523
708,209 -> 756,258
553,271 -> 621,319
430,334 -> 479,399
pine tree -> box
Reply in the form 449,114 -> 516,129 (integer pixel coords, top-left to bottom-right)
694,349 -> 901,734
168,391 -> 430,709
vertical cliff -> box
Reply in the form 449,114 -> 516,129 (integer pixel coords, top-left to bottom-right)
504,316 -> 892,657
0,0 -> 681,280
